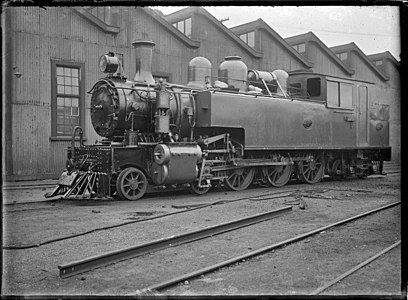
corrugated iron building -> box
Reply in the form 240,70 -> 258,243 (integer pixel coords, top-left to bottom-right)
2,6 -> 400,181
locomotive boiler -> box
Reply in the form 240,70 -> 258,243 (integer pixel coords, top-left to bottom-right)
46,40 -> 391,200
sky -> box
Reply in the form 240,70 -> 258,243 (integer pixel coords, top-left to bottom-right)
153,6 -> 401,61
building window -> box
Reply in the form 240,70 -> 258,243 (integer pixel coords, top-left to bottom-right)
51,61 -> 85,138
327,81 -> 353,108
172,18 -> 192,38
292,43 -> 306,54
374,60 -> 383,66
239,31 -> 255,48
87,7 -> 112,25
336,52 -> 348,61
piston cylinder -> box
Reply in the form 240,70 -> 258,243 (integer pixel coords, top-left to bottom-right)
151,144 -> 202,185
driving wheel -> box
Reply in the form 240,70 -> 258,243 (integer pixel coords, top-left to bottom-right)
263,163 -> 292,187
297,154 -> 325,184
224,168 -> 255,191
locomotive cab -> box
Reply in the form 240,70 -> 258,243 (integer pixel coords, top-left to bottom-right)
288,71 -> 390,149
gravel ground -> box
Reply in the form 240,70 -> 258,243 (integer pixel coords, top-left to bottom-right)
1,174 -> 402,296
165,207 -> 401,295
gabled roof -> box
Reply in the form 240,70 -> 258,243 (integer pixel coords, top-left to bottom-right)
72,7 -> 120,34
230,19 -> 313,68
367,51 -> 400,67
140,7 -> 200,48
330,42 -> 389,81
164,7 -> 263,58
285,31 -> 354,75
72,7 -> 200,48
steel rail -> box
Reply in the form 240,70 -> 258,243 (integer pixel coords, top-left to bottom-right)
58,206 -> 292,278
310,240 -> 401,295
5,189 -> 298,249
144,201 -> 400,292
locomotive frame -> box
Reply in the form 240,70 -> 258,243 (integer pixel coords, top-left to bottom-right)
45,40 -> 391,201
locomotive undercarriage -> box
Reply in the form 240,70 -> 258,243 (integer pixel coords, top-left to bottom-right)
46,126 -> 386,201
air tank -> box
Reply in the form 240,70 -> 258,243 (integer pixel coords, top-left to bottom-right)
218,56 -> 248,92
187,56 -> 212,88
247,69 -> 276,84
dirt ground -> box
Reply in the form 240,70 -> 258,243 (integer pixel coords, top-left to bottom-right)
1,173 -> 402,296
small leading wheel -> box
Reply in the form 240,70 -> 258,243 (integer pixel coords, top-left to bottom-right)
116,167 -> 147,200
297,154 -> 325,184
263,164 -> 292,187
224,168 -> 255,191
188,180 -> 210,195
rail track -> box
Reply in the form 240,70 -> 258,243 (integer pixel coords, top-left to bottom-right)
5,184 -> 372,250
140,201 -> 400,293
310,240 -> 401,295
4,184 -> 396,251
56,201 -> 400,293
5,183 -> 387,250
58,206 -> 293,278
4,188 -> 300,250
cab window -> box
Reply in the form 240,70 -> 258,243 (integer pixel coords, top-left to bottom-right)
327,80 -> 353,108
340,83 -> 353,108
327,81 -> 339,107
307,77 -> 321,97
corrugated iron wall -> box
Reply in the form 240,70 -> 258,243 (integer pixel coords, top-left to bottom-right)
5,7 -> 200,180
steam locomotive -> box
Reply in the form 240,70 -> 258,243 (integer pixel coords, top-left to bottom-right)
46,40 -> 391,200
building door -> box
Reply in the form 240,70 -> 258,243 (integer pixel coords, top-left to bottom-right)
358,85 -> 368,145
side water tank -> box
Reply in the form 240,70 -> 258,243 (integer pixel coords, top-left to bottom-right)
187,56 -> 212,88
218,56 -> 248,92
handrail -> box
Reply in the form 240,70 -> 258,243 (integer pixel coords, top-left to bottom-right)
71,126 -> 84,161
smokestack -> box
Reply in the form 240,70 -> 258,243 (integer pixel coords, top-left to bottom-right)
132,40 -> 156,84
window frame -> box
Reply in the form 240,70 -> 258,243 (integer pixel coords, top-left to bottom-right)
50,60 -> 85,140
306,77 -> 321,97
239,31 -> 255,48
336,52 -> 348,61
326,80 -> 354,110
374,60 -> 383,66
172,17 -> 192,38
293,43 -> 306,54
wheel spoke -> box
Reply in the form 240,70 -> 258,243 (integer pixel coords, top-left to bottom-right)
116,167 -> 147,200
298,154 -> 324,184
225,168 -> 254,191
